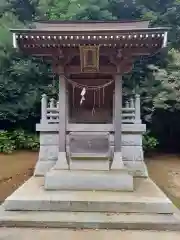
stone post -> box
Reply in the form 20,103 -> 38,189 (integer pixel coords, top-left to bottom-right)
56,101 -> 59,109
125,101 -> 130,108
135,94 -> 141,124
49,98 -> 55,121
130,98 -> 135,108
50,98 -> 55,108
41,94 -> 47,123
111,74 -> 124,170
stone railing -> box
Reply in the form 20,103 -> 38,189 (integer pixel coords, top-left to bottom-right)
41,94 -> 59,124
40,94 -> 141,124
122,95 -> 141,124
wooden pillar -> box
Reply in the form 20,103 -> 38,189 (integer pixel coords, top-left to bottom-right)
53,74 -> 69,170
59,75 -> 66,152
66,90 -> 69,123
111,74 -> 124,169
113,91 -> 115,124
114,74 -> 122,152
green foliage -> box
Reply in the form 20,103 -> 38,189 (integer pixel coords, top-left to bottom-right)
0,129 -> 39,154
143,132 -> 158,153
73,0 -> 115,20
37,0 -> 116,20
0,130 -> 16,153
24,133 -> 39,151
153,49 -> 180,111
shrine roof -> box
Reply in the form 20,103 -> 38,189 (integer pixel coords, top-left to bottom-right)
11,20 -> 168,34
11,20 -> 169,57
33,20 -> 151,31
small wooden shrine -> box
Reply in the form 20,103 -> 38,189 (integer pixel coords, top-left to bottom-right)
11,20 -> 168,191
2,20 -> 180,232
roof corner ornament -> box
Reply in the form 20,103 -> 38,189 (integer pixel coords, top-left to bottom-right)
163,32 -> 168,48
13,33 -> 17,48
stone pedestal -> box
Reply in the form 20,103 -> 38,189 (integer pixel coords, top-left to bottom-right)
45,169 -> 133,191
111,152 -> 124,170
53,152 -> 69,170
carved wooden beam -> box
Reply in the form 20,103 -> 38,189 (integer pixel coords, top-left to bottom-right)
52,56 -> 65,74
64,65 -> 116,75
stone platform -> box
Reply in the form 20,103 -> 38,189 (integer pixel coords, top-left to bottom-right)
1,177 -> 180,230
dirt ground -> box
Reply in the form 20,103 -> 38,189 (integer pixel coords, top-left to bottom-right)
146,154 -> 180,207
0,151 -> 37,202
0,152 -> 180,207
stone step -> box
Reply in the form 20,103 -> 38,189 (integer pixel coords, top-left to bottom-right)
71,153 -> 109,159
1,228 -> 180,240
1,206 -> 180,231
70,158 -> 110,170
3,177 -> 176,214
45,169 -> 133,191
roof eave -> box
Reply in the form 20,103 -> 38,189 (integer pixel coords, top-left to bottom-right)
10,27 -> 170,34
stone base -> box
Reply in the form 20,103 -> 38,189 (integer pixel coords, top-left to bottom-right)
111,152 -> 124,170
124,161 -> 149,177
35,125 -> 147,177
53,152 -> 69,170
45,169 -> 133,191
1,177 -> 180,231
34,161 -> 55,176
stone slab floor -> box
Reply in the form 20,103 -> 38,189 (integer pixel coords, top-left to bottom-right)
0,228 -> 180,240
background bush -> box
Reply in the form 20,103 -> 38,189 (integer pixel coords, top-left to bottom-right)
0,129 -> 39,154
143,131 -> 159,154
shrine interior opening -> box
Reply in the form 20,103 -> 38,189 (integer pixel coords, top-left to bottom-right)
65,53 -> 115,125
68,73 -> 114,124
